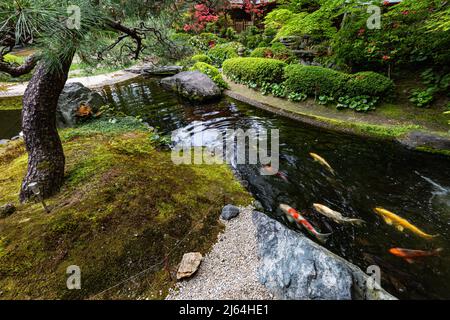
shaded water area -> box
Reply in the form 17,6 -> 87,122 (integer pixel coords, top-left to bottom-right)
0,97 -> 22,140
101,77 -> 450,299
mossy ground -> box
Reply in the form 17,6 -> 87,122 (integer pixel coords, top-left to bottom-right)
0,97 -> 22,111
0,118 -> 251,299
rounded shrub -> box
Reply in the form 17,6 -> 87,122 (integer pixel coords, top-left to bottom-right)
191,54 -> 212,64
222,57 -> 287,86
346,71 -> 394,97
250,47 -> 272,58
250,46 -> 296,63
208,42 -> 240,67
190,62 -> 228,90
283,64 -> 350,97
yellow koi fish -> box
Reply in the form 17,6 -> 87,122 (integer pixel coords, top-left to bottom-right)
373,207 -> 438,239
309,153 -> 335,175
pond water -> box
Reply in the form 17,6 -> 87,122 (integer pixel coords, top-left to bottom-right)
0,110 -> 21,140
1,77 -> 450,299
0,97 -> 22,140
101,77 -> 450,300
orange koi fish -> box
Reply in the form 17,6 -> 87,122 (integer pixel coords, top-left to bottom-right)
280,204 -> 331,243
389,247 -> 443,264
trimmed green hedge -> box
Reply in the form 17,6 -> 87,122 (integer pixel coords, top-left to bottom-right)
284,64 -> 349,97
208,42 -> 240,66
346,71 -> 395,97
283,64 -> 394,98
190,62 -> 228,90
223,57 -> 287,86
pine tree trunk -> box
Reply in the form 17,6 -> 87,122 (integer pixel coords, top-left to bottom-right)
19,57 -> 73,202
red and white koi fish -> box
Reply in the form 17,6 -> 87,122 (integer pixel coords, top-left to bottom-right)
389,247 -> 443,264
261,165 -> 289,182
280,204 -> 331,243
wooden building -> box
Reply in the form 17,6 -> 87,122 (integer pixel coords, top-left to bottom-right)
228,0 -> 277,33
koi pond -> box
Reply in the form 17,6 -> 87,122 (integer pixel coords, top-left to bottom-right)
2,77 -> 450,299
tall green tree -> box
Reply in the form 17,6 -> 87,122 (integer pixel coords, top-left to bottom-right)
0,0 -> 179,201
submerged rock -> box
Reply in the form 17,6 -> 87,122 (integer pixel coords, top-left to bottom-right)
0,203 -> 16,218
221,204 -> 240,220
160,71 -> 221,102
57,82 -> 105,128
398,131 -> 450,153
252,211 -> 396,300
177,252 -> 203,280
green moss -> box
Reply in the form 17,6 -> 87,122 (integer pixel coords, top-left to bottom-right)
60,117 -> 148,141
0,121 -> 251,299
0,97 -> 22,111
3,54 -> 26,65
415,146 -> 450,157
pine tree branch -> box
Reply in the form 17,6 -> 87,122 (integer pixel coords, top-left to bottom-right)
0,55 -> 37,77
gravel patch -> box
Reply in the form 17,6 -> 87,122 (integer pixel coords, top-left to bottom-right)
166,206 -> 273,300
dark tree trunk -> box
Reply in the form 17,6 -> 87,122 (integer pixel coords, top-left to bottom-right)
19,56 -> 73,202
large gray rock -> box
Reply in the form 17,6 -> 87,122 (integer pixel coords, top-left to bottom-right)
160,71 -> 221,102
252,211 -> 396,300
57,82 -> 105,128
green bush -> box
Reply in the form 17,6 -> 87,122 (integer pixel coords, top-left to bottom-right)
409,89 -> 434,108
346,72 -> 394,97
238,26 -> 264,50
283,64 -> 349,97
208,42 -> 240,66
191,54 -> 212,64
264,9 -> 295,30
275,10 -> 336,41
250,45 -> 296,63
190,62 -> 228,90
222,58 -> 287,87
284,65 -> 394,98
336,95 -> 379,112
250,47 -> 271,58
189,33 -> 225,52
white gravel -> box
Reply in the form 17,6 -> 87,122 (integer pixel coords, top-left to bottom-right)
166,206 -> 274,300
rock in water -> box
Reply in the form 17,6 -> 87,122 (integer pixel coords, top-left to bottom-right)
252,211 -> 396,300
57,82 -> 105,128
0,203 -> 16,218
160,71 -> 221,102
221,204 -> 240,220
398,131 -> 450,152
142,65 -> 182,76
177,252 -> 203,280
